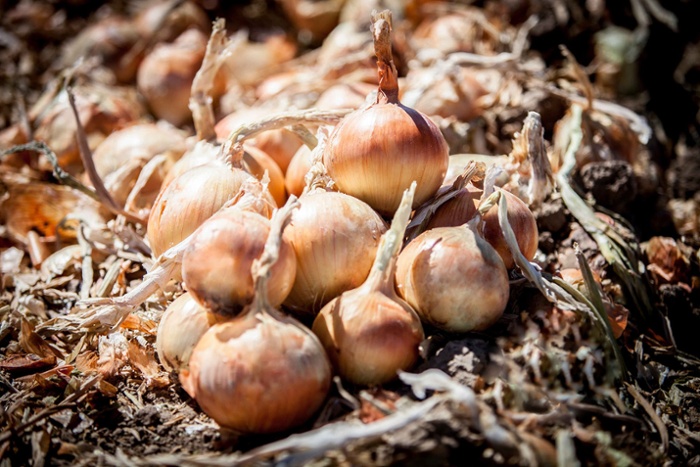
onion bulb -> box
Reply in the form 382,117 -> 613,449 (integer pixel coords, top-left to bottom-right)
396,218 -> 509,333
481,189 -> 538,269
137,29 -> 209,126
323,11 -> 448,216
156,292 -> 225,372
90,123 -> 188,208
181,199 -> 331,433
282,186 -> 387,316
182,207 -> 296,316
242,146 -> 287,207
285,144 -> 313,198
147,158 -> 255,258
313,183 -> 424,385
34,84 -> 143,173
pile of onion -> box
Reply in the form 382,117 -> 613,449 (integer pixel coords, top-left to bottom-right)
312,183 -> 424,385
180,199 -> 331,433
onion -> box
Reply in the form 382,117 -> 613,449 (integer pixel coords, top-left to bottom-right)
323,11 -> 448,216
242,146 -> 287,207
395,218 -> 510,333
147,158 -> 255,258
34,84 -> 144,173
403,67 -> 486,122
90,123 -> 188,208
312,183 -> 424,385
314,82 -> 376,110
134,0 -> 210,43
481,189 -> 538,269
180,200 -> 331,433
277,0 -> 343,44
425,185 -> 481,230
156,292 -> 224,372
282,188 -> 387,316
137,29 -> 209,126
182,207 -> 296,316
285,144 -> 313,198
60,16 -> 141,83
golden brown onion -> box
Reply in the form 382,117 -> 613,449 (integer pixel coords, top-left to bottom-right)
34,84 -> 144,173
147,160 -> 254,258
182,208 -> 296,316
284,144 -> 313,198
90,123 -> 188,207
137,29 -> 208,126
242,146 -> 287,207
156,292 -> 224,372
282,190 -> 387,316
323,11 -> 448,216
396,222 -> 509,333
482,189 -> 538,269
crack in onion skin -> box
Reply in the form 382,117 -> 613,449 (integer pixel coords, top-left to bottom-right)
395,226 -> 510,333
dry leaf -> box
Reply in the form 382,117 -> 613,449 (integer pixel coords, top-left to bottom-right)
97,332 -> 129,378
646,236 -> 690,285
19,317 -> 62,359
127,339 -> 169,387
75,350 -> 99,374
120,313 -> 157,334
605,301 -> 629,339
0,353 -> 56,374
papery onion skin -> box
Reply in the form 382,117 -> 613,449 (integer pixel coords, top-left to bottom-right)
242,146 -> 287,207
482,189 -> 539,269
182,209 -> 296,316
396,226 -> 510,333
156,292 -> 223,372
180,312 -> 331,434
324,102 -> 448,216
425,185 -> 481,230
282,191 -> 387,315
147,162 -> 253,258
313,287 -> 424,385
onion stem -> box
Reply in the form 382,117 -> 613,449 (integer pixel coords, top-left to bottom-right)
365,182 -> 415,292
371,10 -> 399,103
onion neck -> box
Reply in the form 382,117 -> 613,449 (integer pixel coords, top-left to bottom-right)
248,196 -> 300,317
366,182 -> 416,293
371,10 -> 399,104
